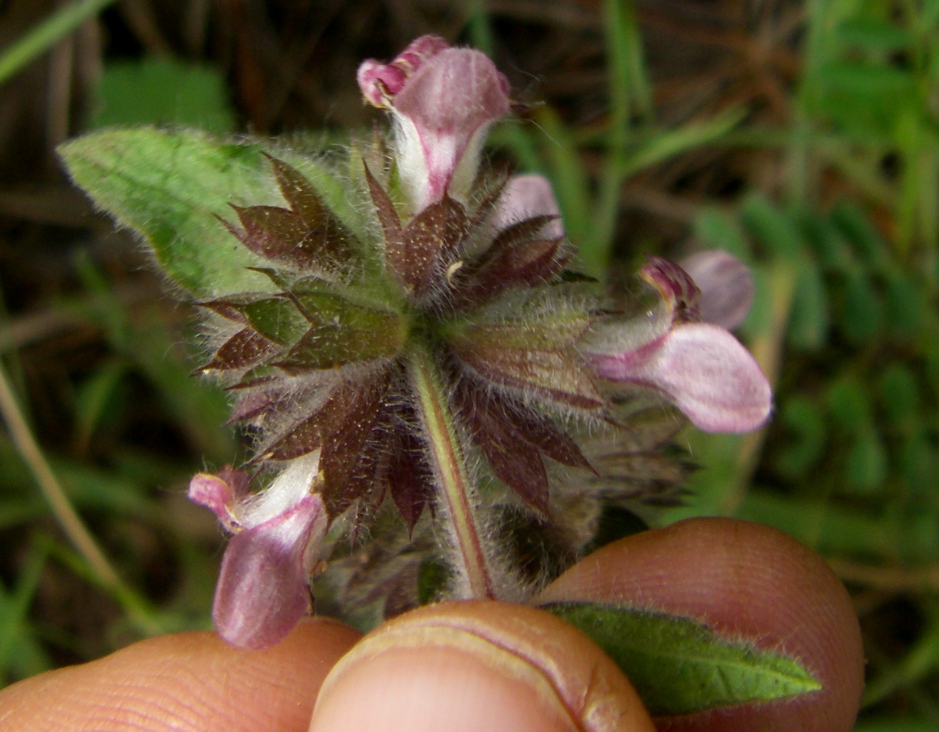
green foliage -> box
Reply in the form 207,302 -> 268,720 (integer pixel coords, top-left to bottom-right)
60,130 -> 362,298
686,193 -> 938,515
60,130 -> 282,297
544,602 -> 820,716
0,539 -> 52,685
90,58 -> 235,134
801,0 -> 939,262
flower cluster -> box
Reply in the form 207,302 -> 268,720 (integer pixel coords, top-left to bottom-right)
188,36 -> 772,649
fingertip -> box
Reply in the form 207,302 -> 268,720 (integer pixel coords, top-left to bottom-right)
0,617 -> 362,732
539,518 -> 864,732
311,601 -> 655,732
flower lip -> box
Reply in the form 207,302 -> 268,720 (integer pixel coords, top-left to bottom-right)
212,492 -> 328,650
588,323 -> 772,433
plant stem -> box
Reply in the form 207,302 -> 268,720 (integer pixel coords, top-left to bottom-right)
409,344 -> 496,600
0,0 -> 117,87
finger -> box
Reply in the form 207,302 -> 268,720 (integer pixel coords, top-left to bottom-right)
538,517 -> 864,732
0,617 -> 361,732
310,600 -> 656,732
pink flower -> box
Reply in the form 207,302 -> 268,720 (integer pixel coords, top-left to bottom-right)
584,256 -> 771,432
490,174 -> 565,239
493,176 -> 771,433
188,454 -> 328,649
358,35 -> 511,212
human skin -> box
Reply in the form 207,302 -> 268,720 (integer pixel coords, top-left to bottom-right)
0,518 -> 864,732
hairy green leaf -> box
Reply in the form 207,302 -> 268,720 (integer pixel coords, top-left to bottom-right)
60,129 -> 278,296
543,602 -> 821,716
276,288 -> 406,371
59,130 -> 346,298
236,298 -> 309,345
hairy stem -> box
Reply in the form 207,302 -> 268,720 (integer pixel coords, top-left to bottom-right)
409,344 -> 496,599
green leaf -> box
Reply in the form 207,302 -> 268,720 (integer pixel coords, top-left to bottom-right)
775,396 -> 827,478
532,106 -> 592,252
798,207 -> 851,271
839,272 -> 883,344
879,365 -> 920,430
90,57 -> 235,134
0,437 -> 153,518
884,271 -> 925,339
819,62 -> 914,99
60,129 -> 314,297
232,297 -> 309,345
827,378 -> 871,432
836,21 -> 911,53
787,256 -> 829,349
738,491 -> 899,559
693,208 -> 749,260
901,432 -> 935,494
417,559 -> 449,605
543,602 -> 821,716
620,109 -> 745,179
60,129 -> 271,296
0,538 -> 51,682
741,195 -> 801,260
275,286 -> 406,371
811,62 -> 916,136
845,429 -> 888,494
72,359 -> 129,454
829,201 -> 886,266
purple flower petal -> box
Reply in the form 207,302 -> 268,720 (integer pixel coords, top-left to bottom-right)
491,175 -> 564,238
680,250 -> 754,330
389,48 -> 510,210
357,35 -> 450,108
212,493 -> 327,650
589,323 -> 771,433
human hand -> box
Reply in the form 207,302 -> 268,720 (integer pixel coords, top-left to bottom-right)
0,518 -> 864,732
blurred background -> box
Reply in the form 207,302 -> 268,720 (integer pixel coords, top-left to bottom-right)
0,0 -> 936,727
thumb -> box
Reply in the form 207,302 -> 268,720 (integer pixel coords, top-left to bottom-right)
310,600 -> 654,732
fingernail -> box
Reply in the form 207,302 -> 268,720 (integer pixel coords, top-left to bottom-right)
309,601 -> 653,732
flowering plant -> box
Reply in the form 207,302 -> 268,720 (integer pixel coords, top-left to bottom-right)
60,36 -> 820,716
